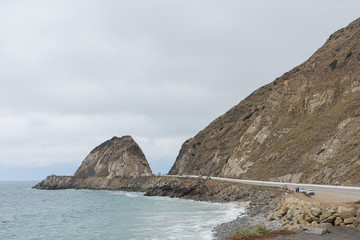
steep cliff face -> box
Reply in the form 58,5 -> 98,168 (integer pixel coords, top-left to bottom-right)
170,17 -> 360,185
74,136 -> 152,178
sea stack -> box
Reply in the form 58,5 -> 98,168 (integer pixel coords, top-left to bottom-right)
74,136 -> 152,178
34,136 -> 152,189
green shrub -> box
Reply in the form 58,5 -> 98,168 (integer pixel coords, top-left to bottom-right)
317,148 -> 325,155
243,112 -> 254,121
228,224 -> 269,238
329,60 -> 338,69
346,51 -> 352,59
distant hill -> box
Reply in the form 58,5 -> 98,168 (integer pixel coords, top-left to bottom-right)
169,17 -> 360,186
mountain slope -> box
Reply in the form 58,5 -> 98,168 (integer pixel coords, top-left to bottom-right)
169,17 -> 360,185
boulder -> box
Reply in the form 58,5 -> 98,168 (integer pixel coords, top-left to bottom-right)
311,221 -> 318,226
357,208 -> 360,217
311,208 -> 322,217
320,211 -> 332,220
334,217 -> 343,226
337,206 -> 356,219
310,214 -> 320,223
320,210 -> 336,223
353,217 -> 360,227
305,214 -> 312,223
344,217 -> 354,225
277,209 -> 287,218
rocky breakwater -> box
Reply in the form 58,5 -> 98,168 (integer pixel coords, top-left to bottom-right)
269,196 -> 360,229
145,177 -> 283,214
34,136 -> 153,189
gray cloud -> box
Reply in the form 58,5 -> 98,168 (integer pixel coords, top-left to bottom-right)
1,0 -> 360,179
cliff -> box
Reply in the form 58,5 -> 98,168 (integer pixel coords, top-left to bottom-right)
169,17 -> 360,185
34,136 -> 153,189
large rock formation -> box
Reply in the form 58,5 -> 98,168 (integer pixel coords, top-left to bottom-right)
169,17 -> 360,185
34,136 -> 153,189
74,136 -> 152,178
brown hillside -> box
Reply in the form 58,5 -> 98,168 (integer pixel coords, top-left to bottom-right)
169,17 -> 360,186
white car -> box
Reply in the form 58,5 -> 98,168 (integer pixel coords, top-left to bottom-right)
307,189 -> 315,195
299,188 -> 306,193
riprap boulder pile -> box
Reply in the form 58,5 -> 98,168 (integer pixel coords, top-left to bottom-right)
269,197 -> 360,229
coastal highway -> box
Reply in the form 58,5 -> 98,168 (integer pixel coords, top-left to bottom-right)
166,175 -> 360,200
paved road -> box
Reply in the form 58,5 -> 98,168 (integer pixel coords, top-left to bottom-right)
167,175 -> 360,197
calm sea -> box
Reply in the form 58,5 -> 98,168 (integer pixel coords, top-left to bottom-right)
0,181 -> 243,240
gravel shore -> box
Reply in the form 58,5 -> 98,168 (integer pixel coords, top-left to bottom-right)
212,213 -> 281,240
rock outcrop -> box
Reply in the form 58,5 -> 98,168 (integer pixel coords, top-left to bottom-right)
144,177 -> 282,209
34,136 -> 152,189
169,17 -> 360,185
34,175 -> 74,189
74,136 -> 152,178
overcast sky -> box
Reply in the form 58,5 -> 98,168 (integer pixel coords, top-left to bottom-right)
1,0 -> 360,180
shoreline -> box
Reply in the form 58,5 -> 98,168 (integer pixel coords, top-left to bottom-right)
34,175 -> 285,239
212,212 -> 282,240
32,176 -> 360,239
32,181 -> 247,240
212,199 -> 282,240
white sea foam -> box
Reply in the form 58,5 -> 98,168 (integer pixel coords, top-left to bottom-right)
110,190 -> 142,198
136,198 -> 243,240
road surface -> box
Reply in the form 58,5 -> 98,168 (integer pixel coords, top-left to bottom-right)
167,175 -> 360,203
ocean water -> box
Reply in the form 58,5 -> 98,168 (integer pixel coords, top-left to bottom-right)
0,181 -> 243,240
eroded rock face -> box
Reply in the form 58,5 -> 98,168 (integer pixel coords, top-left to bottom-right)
34,136 -> 153,189
169,17 -> 360,185
74,136 -> 152,178
33,175 -> 74,189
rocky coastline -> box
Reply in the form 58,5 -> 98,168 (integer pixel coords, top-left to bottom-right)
34,175 -> 360,239
33,135 -> 360,239
34,174 -> 286,239
34,175 -> 283,205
